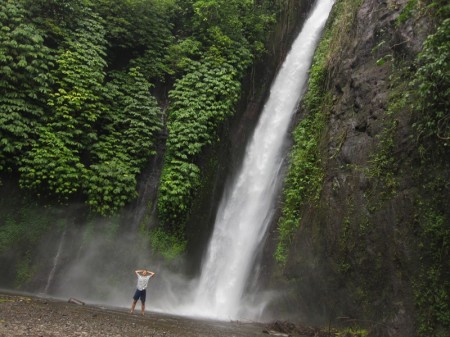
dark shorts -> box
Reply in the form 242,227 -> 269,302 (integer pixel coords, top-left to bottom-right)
133,289 -> 146,303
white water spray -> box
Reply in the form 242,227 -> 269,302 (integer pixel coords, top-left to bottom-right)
157,0 -> 335,320
44,227 -> 67,293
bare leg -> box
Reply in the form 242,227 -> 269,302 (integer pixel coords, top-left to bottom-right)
130,300 -> 137,314
141,301 -> 145,315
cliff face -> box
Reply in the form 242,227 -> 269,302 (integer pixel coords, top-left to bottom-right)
271,0 -> 449,336
183,0 -> 315,273
0,0 -> 447,334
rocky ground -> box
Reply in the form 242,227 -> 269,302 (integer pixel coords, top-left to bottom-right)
0,293 -> 333,337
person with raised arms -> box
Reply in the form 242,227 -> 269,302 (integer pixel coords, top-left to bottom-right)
130,269 -> 155,315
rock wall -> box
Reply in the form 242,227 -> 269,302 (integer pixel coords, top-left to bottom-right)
266,0 -> 449,336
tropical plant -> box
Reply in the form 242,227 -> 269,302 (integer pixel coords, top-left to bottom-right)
85,67 -> 163,214
0,0 -> 53,172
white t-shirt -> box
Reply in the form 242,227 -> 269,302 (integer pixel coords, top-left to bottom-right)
136,274 -> 151,291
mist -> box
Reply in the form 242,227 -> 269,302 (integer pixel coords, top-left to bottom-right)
31,0 -> 334,322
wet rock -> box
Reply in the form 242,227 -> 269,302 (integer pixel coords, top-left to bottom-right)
267,0 -> 441,336
68,298 -> 85,305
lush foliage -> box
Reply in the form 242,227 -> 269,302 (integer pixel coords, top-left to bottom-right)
1,0 -> 166,214
157,0 -> 277,233
95,0 -> 176,82
411,5 -> 449,147
0,1 -> 53,174
19,10 -> 107,201
158,53 -> 249,228
0,0 -> 279,259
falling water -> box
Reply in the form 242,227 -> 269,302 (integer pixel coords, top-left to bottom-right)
159,0 -> 335,320
44,227 -> 67,294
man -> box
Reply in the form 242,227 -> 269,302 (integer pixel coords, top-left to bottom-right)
130,269 -> 155,315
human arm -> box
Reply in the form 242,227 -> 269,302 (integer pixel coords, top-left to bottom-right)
135,269 -> 155,277
147,270 -> 155,277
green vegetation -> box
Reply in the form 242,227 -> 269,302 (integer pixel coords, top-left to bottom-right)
366,0 -> 449,334
0,0 -> 280,257
336,327 -> 368,337
0,203 -> 59,287
275,108 -> 326,265
1,0 -> 167,215
396,0 -> 450,148
364,1 -> 449,333
149,227 -> 186,261
158,54 -> 248,229
274,0 -> 363,265
413,203 -> 450,337
157,0 -> 278,239
0,207 -> 55,254
411,8 -> 449,148
15,253 -> 33,288
396,0 -> 419,25
276,0 -> 449,335
402,3 -> 450,334
0,1 -> 53,175
366,77 -> 404,202
0,1 -> 448,334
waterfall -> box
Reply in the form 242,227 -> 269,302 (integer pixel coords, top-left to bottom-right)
156,0 -> 335,320
44,227 -> 67,294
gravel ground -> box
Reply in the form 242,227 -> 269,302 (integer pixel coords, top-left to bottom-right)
0,292 -> 334,337
0,293 -> 272,337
